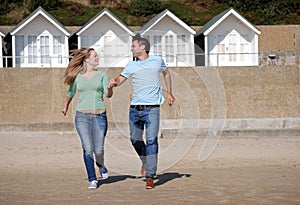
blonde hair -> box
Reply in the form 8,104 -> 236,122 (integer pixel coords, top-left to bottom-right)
64,48 -> 94,85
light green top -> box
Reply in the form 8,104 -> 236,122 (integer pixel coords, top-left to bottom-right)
67,71 -> 108,111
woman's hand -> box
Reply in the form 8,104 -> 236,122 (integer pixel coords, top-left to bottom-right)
62,106 -> 68,116
62,97 -> 72,116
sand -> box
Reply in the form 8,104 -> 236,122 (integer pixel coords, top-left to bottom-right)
0,130 -> 299,205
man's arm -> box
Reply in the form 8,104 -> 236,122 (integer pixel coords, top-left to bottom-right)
108,75 -> 127,88
163,68 -> 174,106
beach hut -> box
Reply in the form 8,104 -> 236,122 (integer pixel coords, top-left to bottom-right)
139,9 -> 196,67
74,8 -> 135,67
195,7 -> 261,66
8,6 -> 70,68
0,29 -> 5,67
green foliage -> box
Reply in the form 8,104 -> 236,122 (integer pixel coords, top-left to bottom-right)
0,2 -> 8,15
0,0 -> 299,26
0,0 -> 23,15
90,0 -> 101,5
49,3 -> 100,26
128,0 -> 165,17
28,0 -> 62,12
163,0 -> 229,25
216,0 -> 300,25
0,15 -> 18,25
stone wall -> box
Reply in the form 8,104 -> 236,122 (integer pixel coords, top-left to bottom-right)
0,66 -> 299,132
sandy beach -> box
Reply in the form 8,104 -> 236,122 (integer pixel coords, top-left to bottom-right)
0,130 -> 299,205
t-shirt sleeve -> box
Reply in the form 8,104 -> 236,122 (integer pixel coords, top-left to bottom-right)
120,62 -> 133,78
160,57 -> 167,72
67,80 -> 76,98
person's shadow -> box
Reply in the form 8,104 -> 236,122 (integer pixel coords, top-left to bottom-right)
97,175 -> 136,186
152,172 -> 191,187
97,172 -> 191,188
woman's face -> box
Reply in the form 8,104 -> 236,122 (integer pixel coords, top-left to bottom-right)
86,49 -> 99,67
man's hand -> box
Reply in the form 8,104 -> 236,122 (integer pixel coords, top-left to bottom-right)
108,79 -> 117,89
167,93 -> 174,106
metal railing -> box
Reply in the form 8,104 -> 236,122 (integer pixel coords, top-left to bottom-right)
1,55 -> 71,68
195,52 -> 299,66
1,52 -> 299,68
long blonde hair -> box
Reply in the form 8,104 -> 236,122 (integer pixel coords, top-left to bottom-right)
64,48 -> 94,85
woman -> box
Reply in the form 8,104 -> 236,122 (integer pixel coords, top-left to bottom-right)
62,48 -> 113,189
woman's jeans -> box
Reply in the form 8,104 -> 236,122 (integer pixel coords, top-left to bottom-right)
75,111 -> 107,182
129,106 -> 160,178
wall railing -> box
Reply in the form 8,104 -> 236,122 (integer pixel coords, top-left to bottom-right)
1,52 -> 299,68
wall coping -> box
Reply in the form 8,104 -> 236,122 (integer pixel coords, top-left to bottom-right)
1,118 -> 299,137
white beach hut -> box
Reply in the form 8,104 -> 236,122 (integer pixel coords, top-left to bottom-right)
75,8 -> 135,68
139,9 -> 196,67
0,29 -> 5,67
8,6 -> 70,68
195,7 -> 261,66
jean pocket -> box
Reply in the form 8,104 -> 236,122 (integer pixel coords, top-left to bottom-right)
98,112 -> 107,119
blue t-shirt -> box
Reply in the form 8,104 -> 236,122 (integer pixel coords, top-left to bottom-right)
121,55 -> 166,105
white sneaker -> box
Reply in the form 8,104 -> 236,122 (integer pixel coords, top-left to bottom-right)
88,180 -> 98,189
101,172 -> 108,179
99,167 -> 108,179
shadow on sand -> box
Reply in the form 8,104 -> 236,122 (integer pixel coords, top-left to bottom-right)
144,172 -> 192,186
153,172 -> 191,187
97,175 -> 136,186
97,172 -> 191,188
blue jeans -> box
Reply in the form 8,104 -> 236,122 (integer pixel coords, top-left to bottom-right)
129,106 -> 160,178
75,111 -> 107,182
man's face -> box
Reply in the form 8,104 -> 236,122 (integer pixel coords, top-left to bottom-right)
131,40 -> 143,57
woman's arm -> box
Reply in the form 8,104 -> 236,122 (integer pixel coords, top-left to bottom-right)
62,96 -> 72,116
106,87 -> 113,98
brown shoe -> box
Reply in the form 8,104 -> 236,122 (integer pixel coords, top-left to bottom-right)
141,164 -> 146,177
146,178 -> 154,189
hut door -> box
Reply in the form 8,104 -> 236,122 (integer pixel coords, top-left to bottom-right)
39,35 -> 50,67
27,34 -> 50,67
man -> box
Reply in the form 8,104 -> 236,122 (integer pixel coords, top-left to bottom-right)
108,34 -> 174,189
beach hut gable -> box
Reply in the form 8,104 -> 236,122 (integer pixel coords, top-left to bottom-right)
9,6 -> 70,68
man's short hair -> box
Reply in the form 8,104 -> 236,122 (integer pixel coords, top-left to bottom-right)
133,33 -> 150,54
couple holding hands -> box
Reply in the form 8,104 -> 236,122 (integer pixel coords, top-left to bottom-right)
62,34 -> 174,189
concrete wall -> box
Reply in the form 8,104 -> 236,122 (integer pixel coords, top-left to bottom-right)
0,66 -> 299,132
257,25 -> 300,52
256,25 -> 300,66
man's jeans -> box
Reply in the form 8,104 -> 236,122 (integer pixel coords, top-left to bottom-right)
75,111 -> 107,181
129,106 -> 160,178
